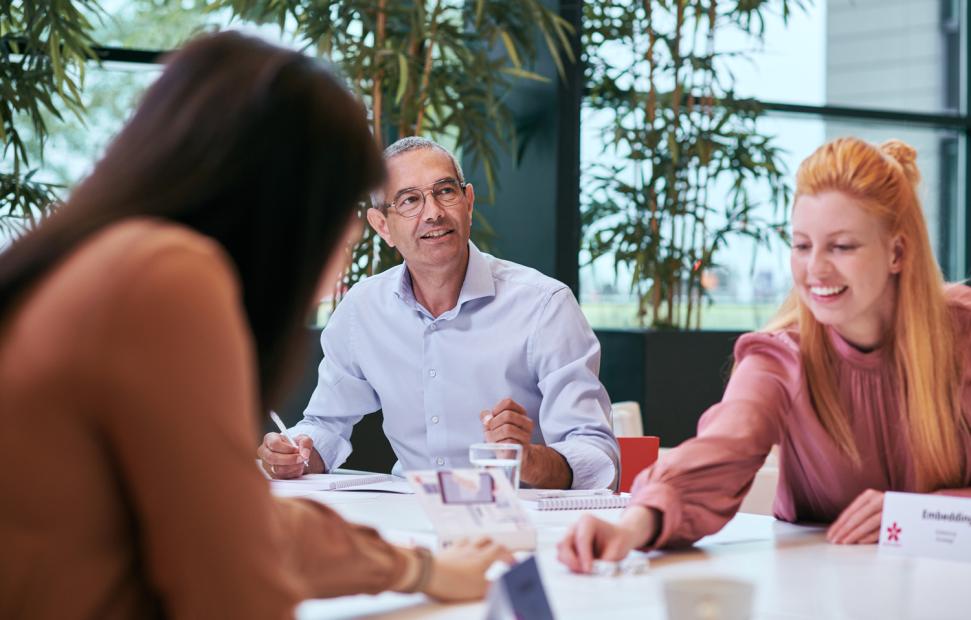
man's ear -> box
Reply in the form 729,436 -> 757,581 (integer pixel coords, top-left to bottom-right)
366,207 -> 395,247
889,234 -> 905,274
463,182 -> 475,219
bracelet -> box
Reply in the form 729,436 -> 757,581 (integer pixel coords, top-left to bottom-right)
403,546 -> 434,594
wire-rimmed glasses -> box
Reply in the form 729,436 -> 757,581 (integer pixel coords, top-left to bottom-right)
386,178 -> 467,218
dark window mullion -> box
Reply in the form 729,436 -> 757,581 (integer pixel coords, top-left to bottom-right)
92,46 -> 166,64
759,100 -> 970,130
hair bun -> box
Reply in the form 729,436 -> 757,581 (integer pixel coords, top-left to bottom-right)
880,139 -> 921,186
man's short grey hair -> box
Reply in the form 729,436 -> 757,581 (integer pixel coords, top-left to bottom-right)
371,136 -> 465,210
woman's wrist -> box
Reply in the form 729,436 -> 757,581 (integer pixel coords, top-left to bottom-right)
619,505 -> 661,549
390,546 -> 431,593
392,546 -> 434,594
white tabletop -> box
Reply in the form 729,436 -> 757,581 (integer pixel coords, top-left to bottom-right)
289,489 -> 970,620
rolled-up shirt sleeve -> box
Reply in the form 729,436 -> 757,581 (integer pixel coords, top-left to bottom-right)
290,297 -> 381,471
529,287 -> 620,489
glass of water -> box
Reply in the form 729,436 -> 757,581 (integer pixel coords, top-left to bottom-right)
469,442 -> 523,490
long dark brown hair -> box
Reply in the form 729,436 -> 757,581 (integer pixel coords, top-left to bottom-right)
0,31 -> 383,410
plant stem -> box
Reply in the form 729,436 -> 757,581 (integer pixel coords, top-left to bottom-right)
372,0 -> 387,147
414,0 -> 443,136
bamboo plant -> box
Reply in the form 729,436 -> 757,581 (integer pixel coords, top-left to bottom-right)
582,0 -> 807,329
0,1 -> 100,237
223,0 -> 575,295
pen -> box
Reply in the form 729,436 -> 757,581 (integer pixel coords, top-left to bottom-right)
269,410 -> 309,469
533,489 -> 612,499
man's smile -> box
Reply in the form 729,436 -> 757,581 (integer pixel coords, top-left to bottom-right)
420,228 -> 454,240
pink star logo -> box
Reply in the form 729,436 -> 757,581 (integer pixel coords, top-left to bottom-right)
887,522 -> 901,542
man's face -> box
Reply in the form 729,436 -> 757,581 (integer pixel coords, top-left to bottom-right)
366,148 -> 474,274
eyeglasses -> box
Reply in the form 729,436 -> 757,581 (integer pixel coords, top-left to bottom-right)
386,179 -> 467,218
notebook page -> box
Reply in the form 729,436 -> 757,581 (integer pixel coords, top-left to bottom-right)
269,473 -> 397,493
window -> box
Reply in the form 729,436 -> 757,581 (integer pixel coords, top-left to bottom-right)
579,0 -> 968,330
5,1 -> 968,331
20,63 -> 161,190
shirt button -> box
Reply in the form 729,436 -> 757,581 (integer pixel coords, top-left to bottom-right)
428,369 -> 437,377
436,457 -> 445,466
431,416 -> 440,424
429,323 -> 437,331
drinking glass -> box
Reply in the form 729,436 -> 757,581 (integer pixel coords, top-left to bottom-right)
468,442 -> 522,490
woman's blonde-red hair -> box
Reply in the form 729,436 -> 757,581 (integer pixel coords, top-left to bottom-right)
766,137 -> 966,491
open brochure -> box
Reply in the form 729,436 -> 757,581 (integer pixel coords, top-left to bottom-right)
407,469 -> 537,551
269,472 -> 413,495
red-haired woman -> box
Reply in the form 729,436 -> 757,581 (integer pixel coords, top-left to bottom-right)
558,137 -> 971,572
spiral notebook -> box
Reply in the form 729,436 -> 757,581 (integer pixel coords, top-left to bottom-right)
519,489 -> 630,511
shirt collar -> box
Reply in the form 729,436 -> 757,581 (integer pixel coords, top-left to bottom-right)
393,265 -> 417,307
393,241 -> 496,314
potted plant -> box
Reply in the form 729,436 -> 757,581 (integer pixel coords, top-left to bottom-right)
583,0 -> 806,444
223,0 -> 575,296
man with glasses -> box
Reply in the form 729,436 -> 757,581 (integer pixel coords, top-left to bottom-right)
258,137 -> 619,489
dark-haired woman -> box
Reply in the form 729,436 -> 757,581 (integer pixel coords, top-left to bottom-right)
0,32 -> 509,619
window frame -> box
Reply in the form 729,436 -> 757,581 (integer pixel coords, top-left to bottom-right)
89,0 -> 971,291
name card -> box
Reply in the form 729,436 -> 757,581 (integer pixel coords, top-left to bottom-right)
407,469 -> 537,551
484,556 -> 555,620
879,491 -> 971,562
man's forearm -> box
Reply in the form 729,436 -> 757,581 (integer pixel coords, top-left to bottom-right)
520,445 -> 573,489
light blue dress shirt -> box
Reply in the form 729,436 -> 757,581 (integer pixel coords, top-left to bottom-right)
291,243 -> 619,489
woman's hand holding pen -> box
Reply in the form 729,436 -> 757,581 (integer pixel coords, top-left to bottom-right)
258,432 -> 325,479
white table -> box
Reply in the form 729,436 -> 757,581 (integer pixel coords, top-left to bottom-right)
288,489 -> 970,620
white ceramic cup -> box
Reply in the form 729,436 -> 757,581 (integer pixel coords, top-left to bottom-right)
663,577 -> 754,620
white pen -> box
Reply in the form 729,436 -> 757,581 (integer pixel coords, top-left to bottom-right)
269,410 -> 309,469
532,489 -> 613,499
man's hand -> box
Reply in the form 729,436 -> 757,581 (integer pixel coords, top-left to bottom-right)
479,398 -> 533,446
257,432 -> 325,479
479,398 -> 572,488
826,488 -> 885,545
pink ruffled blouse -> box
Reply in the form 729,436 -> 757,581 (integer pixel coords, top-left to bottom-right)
631,285 -> 971,548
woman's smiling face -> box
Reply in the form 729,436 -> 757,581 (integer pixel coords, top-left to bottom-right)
790,190 -> 903,349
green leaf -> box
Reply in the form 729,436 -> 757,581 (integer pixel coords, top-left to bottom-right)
394,52 -> 408,104
498,66 -> 549,82
499,29 -> 522,69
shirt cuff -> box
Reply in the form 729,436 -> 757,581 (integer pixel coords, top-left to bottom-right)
629,479 -> 684,550
290,421 -> 353,472
548,440 -> 618,490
